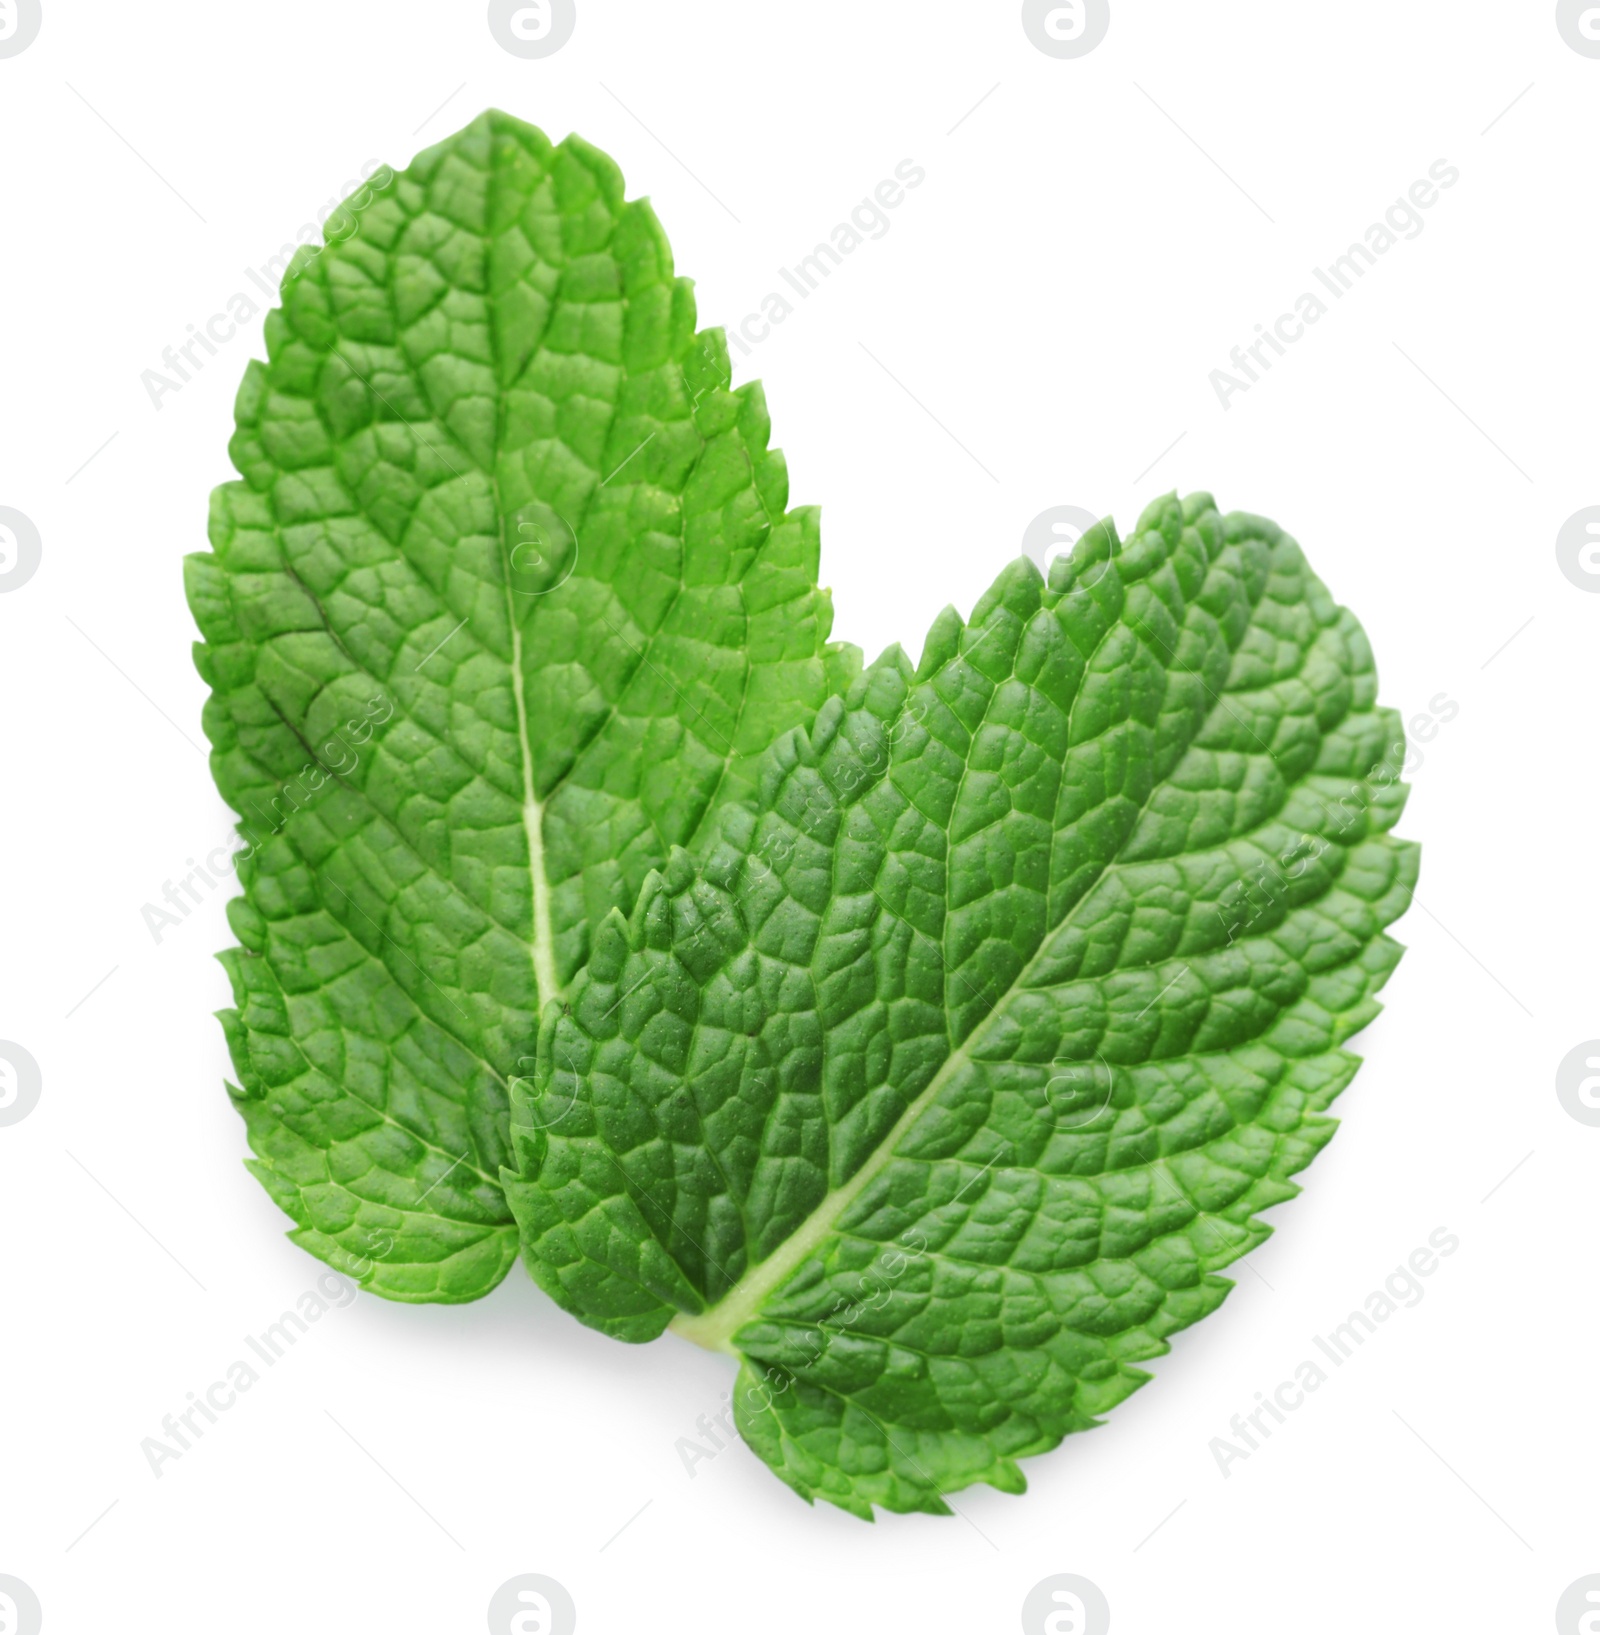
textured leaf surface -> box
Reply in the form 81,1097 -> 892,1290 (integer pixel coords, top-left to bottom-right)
188,111 -> 856,1301
506,492 -> 1416,1515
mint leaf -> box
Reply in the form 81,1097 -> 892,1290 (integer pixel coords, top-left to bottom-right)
188,111 -> 856,1302
192,112 -> 1415,1517
506,493 -> 1416,1515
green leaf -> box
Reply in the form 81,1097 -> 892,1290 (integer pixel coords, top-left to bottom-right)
191,110 -> 1416,1520
506,492 -> 1416,1516
187,111 -> 857,1302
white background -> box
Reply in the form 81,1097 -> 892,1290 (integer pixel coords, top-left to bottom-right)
1,3 -> 1595,1631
